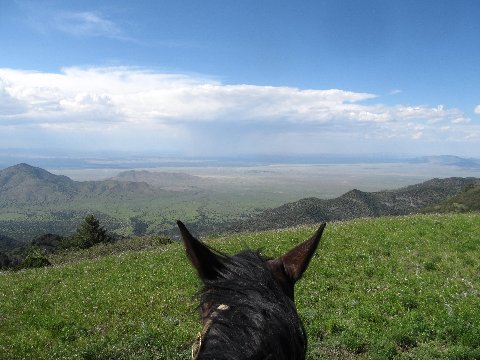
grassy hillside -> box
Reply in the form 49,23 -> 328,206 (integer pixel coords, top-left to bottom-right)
1,214 -> 479,359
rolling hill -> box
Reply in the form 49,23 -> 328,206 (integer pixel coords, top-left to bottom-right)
0,164 -> 164,241
110,169 -> 200,187
227,177 -> 477,233
1,163 -> 478,243
0,163 -> 157,206
0,163 -> 77,204
423,180 -> 480,213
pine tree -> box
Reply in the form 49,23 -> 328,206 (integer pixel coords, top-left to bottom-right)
72,214 -> 113,249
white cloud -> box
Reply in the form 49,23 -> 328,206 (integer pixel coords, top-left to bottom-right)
475,105 -> 480,114
0,66 -> 478,155
0,78 -> 28,116
19,2 -> 130,41
389,89 -> 402,95
0,67 -> 379,125
54,11 -> 122,38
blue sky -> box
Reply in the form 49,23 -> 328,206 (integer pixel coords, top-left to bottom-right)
1,0 -> 479,157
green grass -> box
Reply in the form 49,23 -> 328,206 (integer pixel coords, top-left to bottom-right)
1,213 -> 479,359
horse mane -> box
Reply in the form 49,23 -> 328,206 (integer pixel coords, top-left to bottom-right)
197,249 -> 307,360
178,220 -> 326,359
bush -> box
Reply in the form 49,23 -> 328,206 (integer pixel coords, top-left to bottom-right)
20,249 -> 51,269
31,233 -> 65,253
0,252 -> 12,269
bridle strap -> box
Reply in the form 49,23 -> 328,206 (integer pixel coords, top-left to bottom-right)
191,304 -> 229,359
191,318 -> 212,359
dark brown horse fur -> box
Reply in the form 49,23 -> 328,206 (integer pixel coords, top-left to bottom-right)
178,221 -> 326,360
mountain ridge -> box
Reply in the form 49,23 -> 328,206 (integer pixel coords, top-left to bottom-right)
422,180 -> 480,213
0,163 -> 157,205
408,155 -> 480,169
109,169 -> 201,189
223,177 -> 477,233
1,163 -> 478,242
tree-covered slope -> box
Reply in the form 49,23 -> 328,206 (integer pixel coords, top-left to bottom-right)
1,163 -> 478,243
229,177 -> 477,232
423,180 -> 480,213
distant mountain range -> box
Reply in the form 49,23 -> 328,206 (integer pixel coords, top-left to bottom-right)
0,163 -> 157,205
0,164 -> 213,241
1,152 -> 480,170
110,170 -> 201,190
0,163 -> 478,243
0,164 -> 206,206
223,177 -> 477,233
408,155 -> 480,169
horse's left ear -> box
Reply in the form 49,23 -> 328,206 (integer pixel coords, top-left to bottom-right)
177,220 -> 224,281
268,223 -> 326,297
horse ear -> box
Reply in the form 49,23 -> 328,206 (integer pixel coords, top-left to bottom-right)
177,220 -> 223,281
268,223 -> 326,296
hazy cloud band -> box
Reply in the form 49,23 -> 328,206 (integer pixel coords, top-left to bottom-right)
0,67 -> 478,154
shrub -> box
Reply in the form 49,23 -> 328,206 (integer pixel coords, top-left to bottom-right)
19,249 -> 51,269
0,251 -> 12,269
31,233 -> 65,253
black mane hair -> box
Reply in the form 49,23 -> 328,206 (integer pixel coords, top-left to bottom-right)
177,220 -> 326,360
198,250 -> 307,360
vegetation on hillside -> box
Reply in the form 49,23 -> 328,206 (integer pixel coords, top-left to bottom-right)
0,163 -> 301,241
1,214 -> 479,359
423,180 -> 480,213
2,163 -> 478,242
0,215 -> 119,270
70,214 -> 114,249
226,177 -> 477,233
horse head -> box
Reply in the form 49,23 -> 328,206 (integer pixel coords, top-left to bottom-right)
178,221 -> 326,360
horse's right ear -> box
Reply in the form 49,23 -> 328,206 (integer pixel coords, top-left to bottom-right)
177,220 -> 223,281
268,223 -> 326,299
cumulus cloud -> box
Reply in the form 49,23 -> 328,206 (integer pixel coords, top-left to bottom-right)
0,67 -> 379,125
0,78 -> 28,116
0,66 -> 478,154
